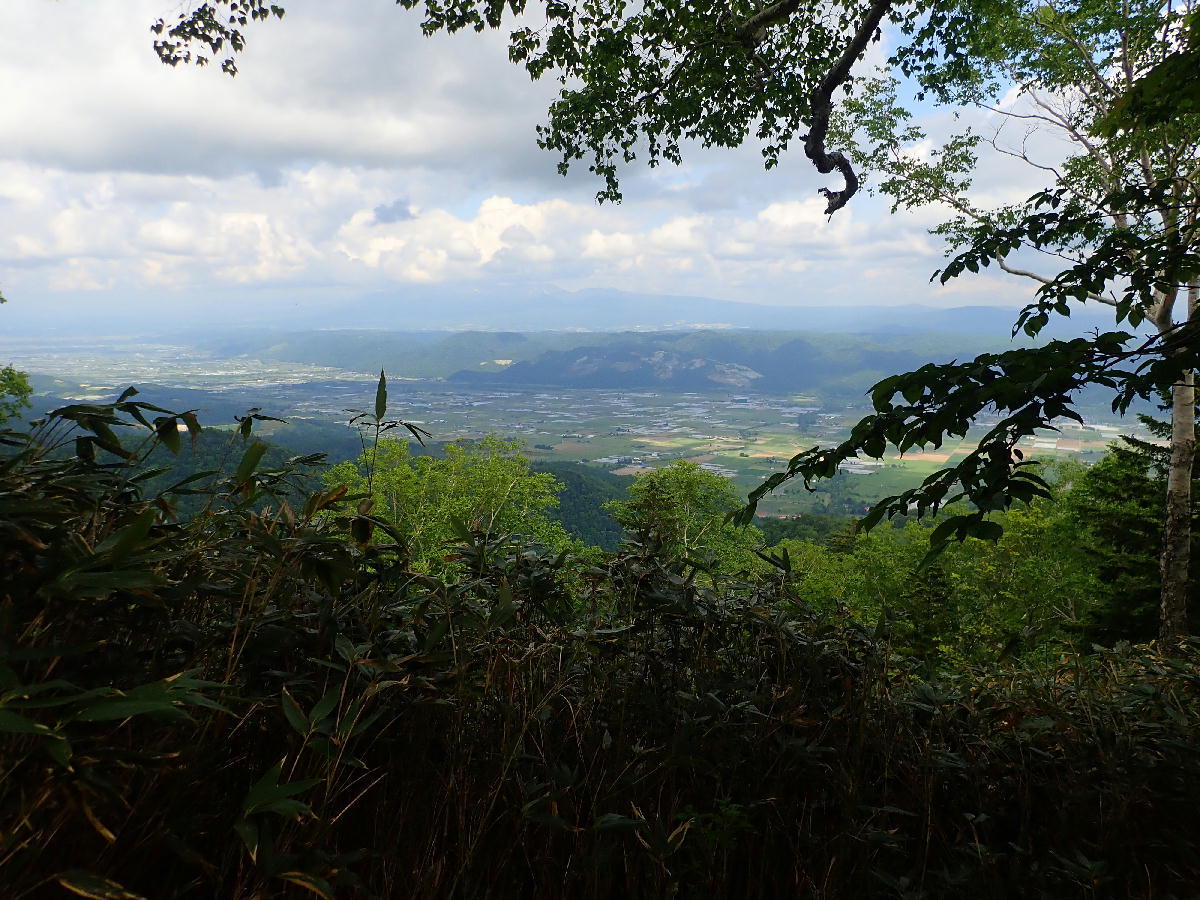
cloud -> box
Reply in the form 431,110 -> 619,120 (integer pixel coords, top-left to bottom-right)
0,1 -> 563,183
1,153 -> 1036,311
0,0 -> 1051,321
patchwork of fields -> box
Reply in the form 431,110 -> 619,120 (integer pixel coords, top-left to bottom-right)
383,386 -> 1145,515
6,337 -> 1148,518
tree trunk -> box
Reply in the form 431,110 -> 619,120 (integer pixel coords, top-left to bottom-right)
1160,373 -> 1194,641
1159,276 -> 1199,642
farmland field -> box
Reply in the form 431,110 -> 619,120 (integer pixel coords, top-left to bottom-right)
6,338 -> 1149,517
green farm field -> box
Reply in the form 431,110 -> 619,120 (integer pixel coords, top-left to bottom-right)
504,403 -> 1140,517
19,361 -> 1144,518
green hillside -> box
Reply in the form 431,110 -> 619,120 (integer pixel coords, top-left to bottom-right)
531,461 -> 632,550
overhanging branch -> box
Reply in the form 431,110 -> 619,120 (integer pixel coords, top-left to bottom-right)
734,0 -> 893,216
996,257 -> 1119,306
804,0 -> 894,215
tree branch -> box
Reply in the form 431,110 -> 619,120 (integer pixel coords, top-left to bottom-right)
996,256 -> 1119,306
803,0 -> 894,215
734,0 -> 802,43
732,0 -> 892,215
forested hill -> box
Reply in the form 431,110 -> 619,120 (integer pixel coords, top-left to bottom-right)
446,333 -> 955,394
531,462 -> 632,550
195,328 -> 1017,395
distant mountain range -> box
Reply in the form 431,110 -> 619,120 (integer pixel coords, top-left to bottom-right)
6,282 -> 1131,404
195,328 -> 1032,399
4,283 -> 1120,337
318,286 -> 1118,336
447,333 -> 945,395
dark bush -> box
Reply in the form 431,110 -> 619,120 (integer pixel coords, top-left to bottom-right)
2,395 -> 1199,898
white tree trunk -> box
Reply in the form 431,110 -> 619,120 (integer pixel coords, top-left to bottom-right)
1160,372 -> 1194,641
1159,280 -> 1198,641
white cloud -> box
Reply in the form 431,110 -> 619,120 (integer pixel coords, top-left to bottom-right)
2,153 -> 1030,309
0,0 -> 560,180
0,0 -> 1049,319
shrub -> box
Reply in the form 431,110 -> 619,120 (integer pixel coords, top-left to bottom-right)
2,393 -> 1199,898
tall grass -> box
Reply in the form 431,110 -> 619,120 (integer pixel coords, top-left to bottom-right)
2,396 -> 1198,898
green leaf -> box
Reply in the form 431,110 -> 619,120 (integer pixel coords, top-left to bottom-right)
74,698 -> 186,722
857,501 -> 893,533
970,520 -> 1004,541
88,420 -> 134,459
928,516 -> 965,550
423,618 -> 450,651
155,417 -> 181,454
871,376 -> 899,409
0,709 -> 52,734
61,570 -> 166,597
129,465 -> 174,484
161,469 -> 220,494
309,687 -> 340,725
334,634 -> 357,663
235,440 -> 269,484
375,369 -> 388,420
350,516 -> 374,544
490,600 -> 516,628
234,818 -> 260,858
181,411 -> 202,442
95,507 -> 158,566
281,688 -> 309,735
594,812 -> 641,830
277,872 -> 335,899
45,735 -> 73,767
242,760 -> 322,817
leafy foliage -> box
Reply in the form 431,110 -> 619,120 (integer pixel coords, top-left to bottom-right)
737,329 -> 1197,546
152,0 -> 285,75
606,460 -> 765,574
0,366 -> 31,425
778,492 -> 1107,664
150,0 -> 996,207
784,0 -> 1200,642
324,434 -> 580,574
1061,419 -> 1200,643
1097,10 -> 1200,133
532,461 -> 632,550
151,1 -> 1200,640
3,391 -> 1200,896
756,511 -> 854,545
21,1 -> 1200,889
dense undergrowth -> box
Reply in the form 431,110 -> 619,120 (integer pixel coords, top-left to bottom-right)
3,394 -> 1199,898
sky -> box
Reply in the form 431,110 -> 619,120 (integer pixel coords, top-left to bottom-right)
0,0 -> 1058,330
